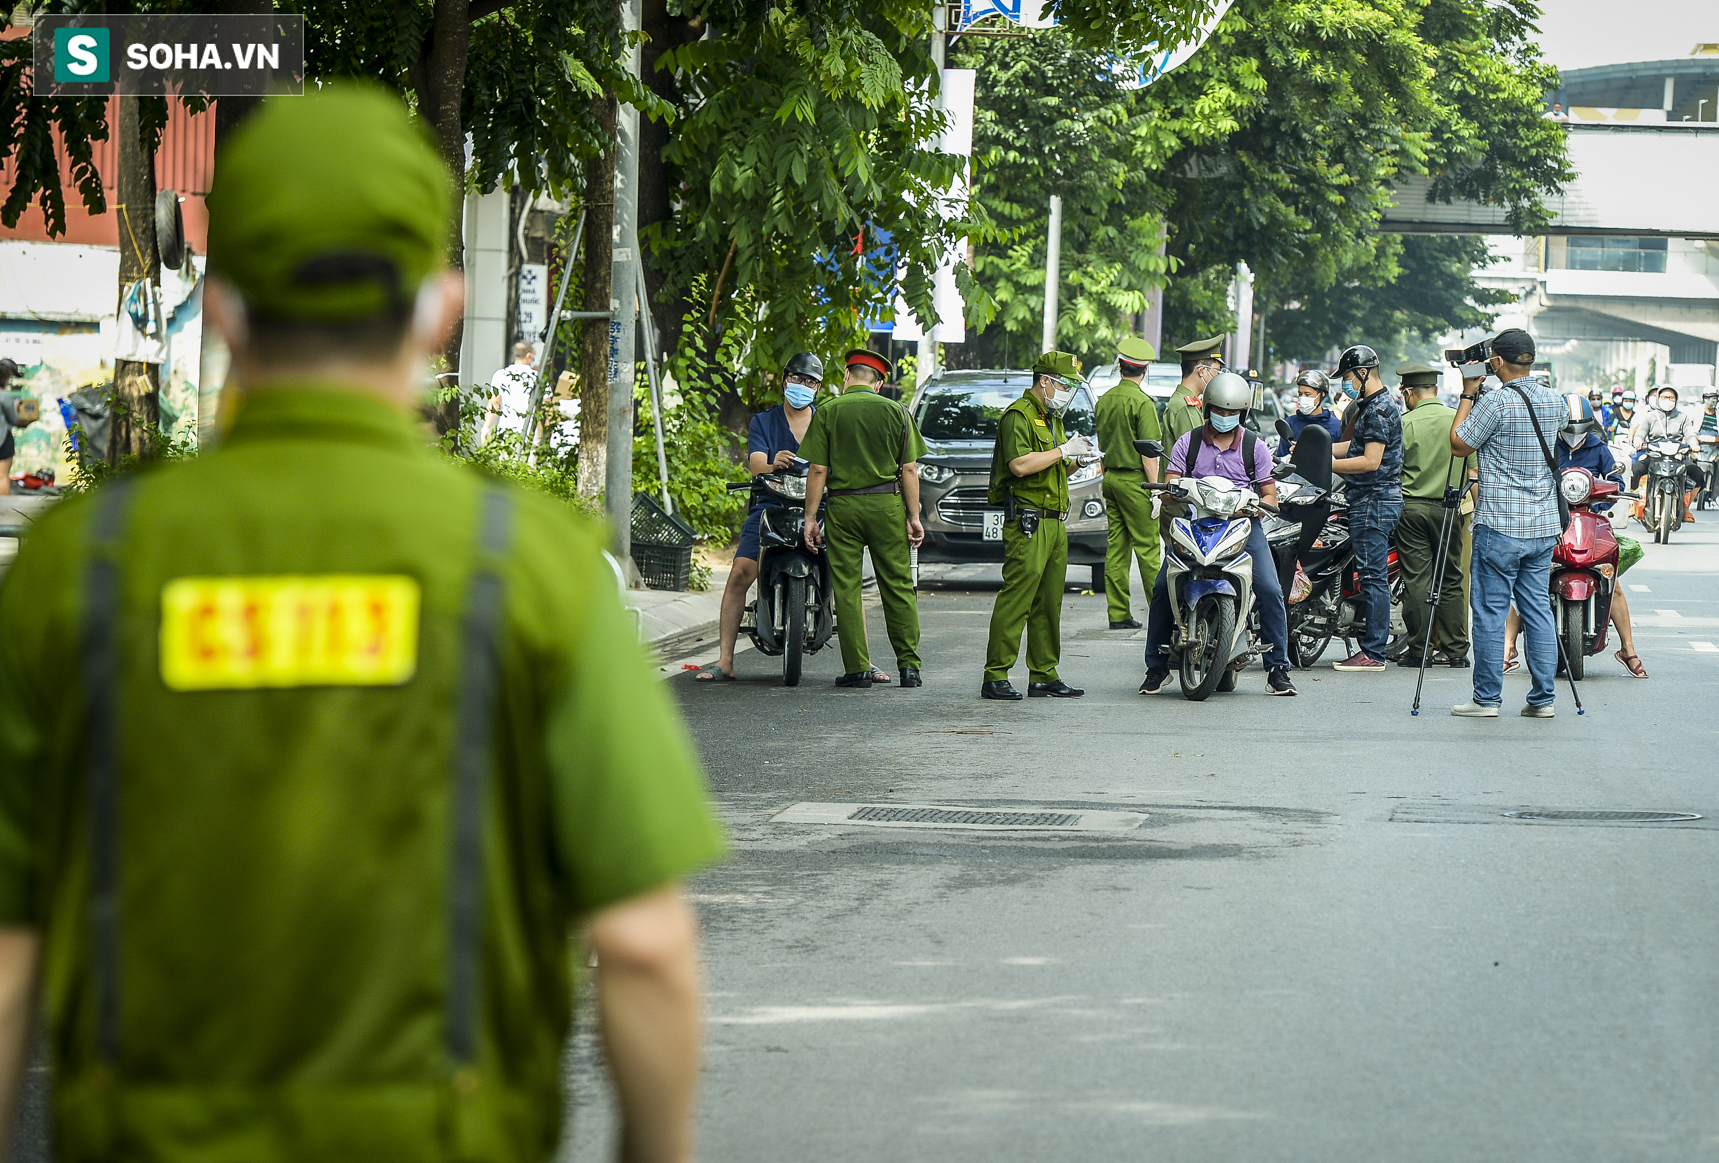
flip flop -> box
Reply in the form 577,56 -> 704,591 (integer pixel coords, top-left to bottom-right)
1614,650 -> 1648,678
692,666 -> 735,682
1502,658 -> 1521,675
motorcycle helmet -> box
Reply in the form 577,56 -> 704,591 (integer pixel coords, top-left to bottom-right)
1560,394 -> 1602,449
1293,368 -> 1331,398
784,351 -> 824,383
1619,389 -> 1636,406
1333,344 -> 1379,382
1202,370 -> 1254,423
1704,388 -> 1719,404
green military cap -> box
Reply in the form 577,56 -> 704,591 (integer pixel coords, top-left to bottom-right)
1117,336 -> 1157,363
1033,350 -> 1081,384
206,84 -> 454,323
1173,336 -> 1225,359
1396,361 -> 1442,388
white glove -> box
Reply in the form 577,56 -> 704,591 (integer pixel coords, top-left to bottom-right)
1150,492 -> 1163,520
1060,434 -> 1096,459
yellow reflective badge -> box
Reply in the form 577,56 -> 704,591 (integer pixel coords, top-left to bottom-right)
160,575 -> 421,691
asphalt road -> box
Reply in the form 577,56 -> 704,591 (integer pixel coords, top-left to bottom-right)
568,515 -> 1719,1162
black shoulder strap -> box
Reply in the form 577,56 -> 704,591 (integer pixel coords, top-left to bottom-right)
447,486 -> 512,1067
1187,423 -> 1204,475
1243,431 -> 1256,482
83,477 -> 138,1065
1509,385 -> 1559,476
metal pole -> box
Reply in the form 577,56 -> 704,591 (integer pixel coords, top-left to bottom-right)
917,4 -> 946,386
1042,194 -> 1062,354
636,259 -> 673,514
606,0 -> 643,567
522,210 -> 584,450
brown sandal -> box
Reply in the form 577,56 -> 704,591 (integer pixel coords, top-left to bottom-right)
1614,650 -> 1648,678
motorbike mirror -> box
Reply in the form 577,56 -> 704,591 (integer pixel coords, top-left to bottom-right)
1274,418 -> 1293,443
1133,439 -> 1163,459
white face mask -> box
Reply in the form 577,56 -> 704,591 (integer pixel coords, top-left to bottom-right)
1296,396 -> 1317,415
1657,396 -> 1678,413
1048,387 -> 1073,414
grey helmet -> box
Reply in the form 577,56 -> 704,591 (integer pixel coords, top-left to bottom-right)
1202,370 -> 1254,422
1293,368 -> 1331,398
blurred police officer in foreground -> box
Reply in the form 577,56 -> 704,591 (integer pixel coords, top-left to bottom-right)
1394,362 -> 1474,667
1095,335 -> 1161,629
802,349 -> 928,688
981,351 -> 1094,700
0,86 -> 724,1163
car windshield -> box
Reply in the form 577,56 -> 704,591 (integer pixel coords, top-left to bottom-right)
916,381 -> 1095,442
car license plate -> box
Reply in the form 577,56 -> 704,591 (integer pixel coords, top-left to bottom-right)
982,509 -> 1004,541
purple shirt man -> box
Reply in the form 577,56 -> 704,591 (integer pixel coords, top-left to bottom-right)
1166,430 -> 1273,491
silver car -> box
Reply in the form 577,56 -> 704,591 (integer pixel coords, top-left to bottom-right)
908,369 -> 1109,589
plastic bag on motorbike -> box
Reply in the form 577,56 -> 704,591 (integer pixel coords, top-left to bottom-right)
1288,564 -> 1313,605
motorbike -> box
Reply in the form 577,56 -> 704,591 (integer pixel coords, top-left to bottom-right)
1638,438 -> 1691,544
1135,438 -> 1278,701
1549,466 -> 1630,681
725,458 -> 835,686
1695,433 -> 1719,510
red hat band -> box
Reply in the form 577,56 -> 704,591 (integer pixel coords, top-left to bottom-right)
845,350 -> 891,378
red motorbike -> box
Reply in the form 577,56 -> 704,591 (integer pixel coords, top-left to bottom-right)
1551,467 -> 1624,680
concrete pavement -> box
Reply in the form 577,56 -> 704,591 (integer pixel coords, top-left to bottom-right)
567,515 -> 1719,1161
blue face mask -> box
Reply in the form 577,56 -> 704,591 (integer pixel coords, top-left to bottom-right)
1338,379 -> 1360,401
1209,412 -> 1240,433
784,384 -> 816,409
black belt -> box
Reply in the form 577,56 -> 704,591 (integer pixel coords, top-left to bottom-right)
1107,466 -> 1141,473
826,481 -> 900,497
1019,506 -> 1067,521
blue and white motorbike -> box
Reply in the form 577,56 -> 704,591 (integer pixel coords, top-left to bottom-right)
1136,438 -> 1291,701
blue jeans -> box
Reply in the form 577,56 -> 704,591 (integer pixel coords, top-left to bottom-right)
1470,524 -> 1558,707
1349,496 -> 1402,662
1145,518 -> 1290,672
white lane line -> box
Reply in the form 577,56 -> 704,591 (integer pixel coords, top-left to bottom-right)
1656,609 -> 1683,618
1690,642 -> 1719,653
1629,584 -> 1651,593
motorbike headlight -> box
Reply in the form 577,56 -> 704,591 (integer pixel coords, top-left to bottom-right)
918,462 -> 955,484
1559,470 -> 1592,505
772,474 -> 807,500
1068,462 -> 1101,485
1082,499 -> 1105,519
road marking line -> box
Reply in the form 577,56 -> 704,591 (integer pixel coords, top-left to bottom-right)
1629,584 -> 1651,593
1656,609 -> 1683,618
1690,642 -> 1719,653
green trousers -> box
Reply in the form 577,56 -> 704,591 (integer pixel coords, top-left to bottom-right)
1101,471 -> 1160,623
983,516 -> 1067,682
1396,497 -> 1470,657
824,493 -> 920,675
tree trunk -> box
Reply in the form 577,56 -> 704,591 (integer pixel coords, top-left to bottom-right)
419,0 -> 472,373
576,93 -> 617,500
637,0 -> 701,363
112,96 -> 160,465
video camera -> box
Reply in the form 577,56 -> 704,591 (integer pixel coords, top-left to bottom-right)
1443,339 -> 1492,380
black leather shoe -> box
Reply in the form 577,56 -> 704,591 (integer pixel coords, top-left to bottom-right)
1109,618 -> 1143,630
1028,680 -> 1084,698
980,680 -> 1023,701
899,667 -> 923,688
1397,656 -> 1428,668
1437,652 -> 1471,669
834,672 -> 874,688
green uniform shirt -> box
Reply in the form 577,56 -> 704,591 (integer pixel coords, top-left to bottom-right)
1400,396 -> 1474,499
1095,377 -> 1161,472
0,386 -> 724,1162
797,385 -> 928,490
1162,387 -> 1205,444
991,391 -> 1070,512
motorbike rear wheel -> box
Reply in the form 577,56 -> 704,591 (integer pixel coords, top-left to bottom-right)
1560,600 -> 1585,681
782,574 -> 806,686
1180,596 -> 1235,702
1658,488 -> 1674,544
1291,582 -> 1336,668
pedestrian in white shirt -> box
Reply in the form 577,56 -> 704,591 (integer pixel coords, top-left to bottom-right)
483,341 -> 538,441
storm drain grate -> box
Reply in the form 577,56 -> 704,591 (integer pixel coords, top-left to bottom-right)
1503,810 -> 1702,824
848,806 -> 1079,827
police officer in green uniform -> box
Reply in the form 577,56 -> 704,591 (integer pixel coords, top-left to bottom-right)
1161,335 -> 1227,445
980,351 -> 1094,700
1395,361 -> 1475,667
0,86 -> 724,1163
801,349 -> 929,688
1095,336 -> 1162,629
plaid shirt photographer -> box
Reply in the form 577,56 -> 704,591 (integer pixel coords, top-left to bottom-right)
1451,328 -> 1567,716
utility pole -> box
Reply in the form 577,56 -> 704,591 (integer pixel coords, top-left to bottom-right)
918,3 -> 946,385
112,96 -> 160,464
606,0 -> 642,567
576,94 -> 617,499
1041,194 -> 1062,355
